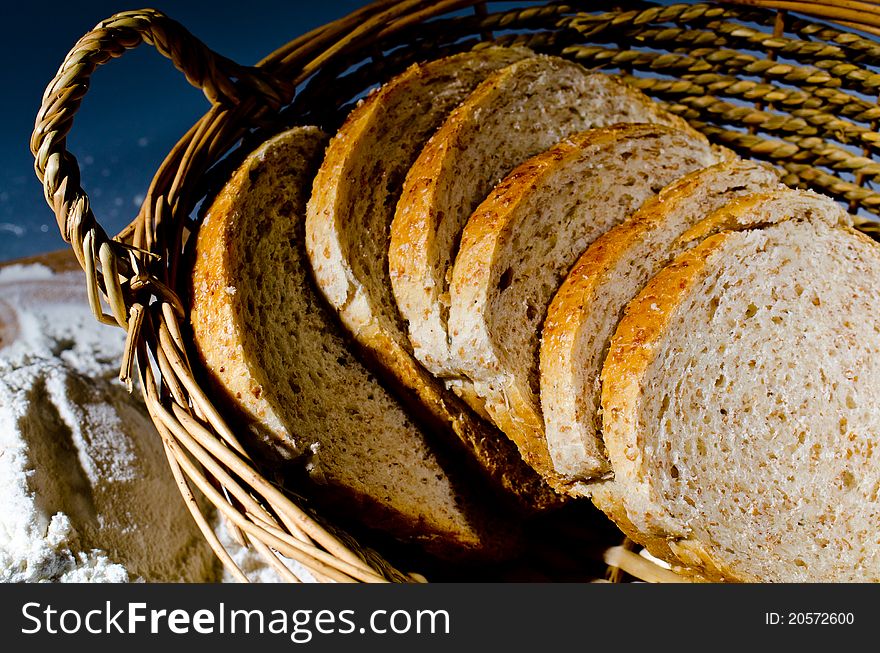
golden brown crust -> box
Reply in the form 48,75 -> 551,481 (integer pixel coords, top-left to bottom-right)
674,191 -> 781,248
389,57 -> 541,380
596,232 -> 747,580
539,192 -> 671,471
391,61 -> 701,385
454,139 -> 595,481
586,187 -> 859,581
674,188 -> 851,250
190,150 -> 292,455
600,232 -> 724,483
451,124 -> 717,490
453,126 -> 671,487
189,128 -> 530,559
592,233 -> 730,580
541,161 -> 755,364
539,164 -> 788,485
304,48 -> 560,510
538,149 -> 710,404
539,164 -> 730,397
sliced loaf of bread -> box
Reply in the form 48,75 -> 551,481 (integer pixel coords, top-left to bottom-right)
447,124 -> 725,484
190,127 -> 518,559
541,159 -> 781,487
597,211 -> 880,581
304,48 -> 558,508
389,54 -> 696,394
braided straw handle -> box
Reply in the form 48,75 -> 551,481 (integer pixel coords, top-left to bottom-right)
28,7 -> 413,584
31,9 -> 281,329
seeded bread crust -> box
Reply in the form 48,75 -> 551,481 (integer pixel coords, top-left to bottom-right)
390,55 -> 696,401
447,124 -> 724,487
190,127 -> 519,559
304,48 -> 559,509
540,159 -> 781,488
597,197 -> 875,582
603,236 -> 750,581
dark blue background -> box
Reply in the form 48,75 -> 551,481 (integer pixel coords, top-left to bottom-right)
2,1 -> 371,262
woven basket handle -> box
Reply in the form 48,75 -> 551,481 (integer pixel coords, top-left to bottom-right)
30,9 -> 285,328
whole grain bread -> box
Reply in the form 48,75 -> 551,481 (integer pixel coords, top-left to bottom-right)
447,124 -> 725,485
389,55 -> 697,399
540,159 -> 781,488
190,127 -> 519,559
304,48 -> 559,509
597,212 -> 880,581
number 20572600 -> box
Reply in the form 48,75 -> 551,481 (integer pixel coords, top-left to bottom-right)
765,612 -> 854,625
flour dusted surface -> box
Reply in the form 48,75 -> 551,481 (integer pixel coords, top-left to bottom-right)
0,264 -> 223,582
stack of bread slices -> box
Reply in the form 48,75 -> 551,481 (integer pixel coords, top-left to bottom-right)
189,46 -> 880,582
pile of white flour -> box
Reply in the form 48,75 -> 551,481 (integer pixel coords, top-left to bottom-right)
0,263 -> 303,583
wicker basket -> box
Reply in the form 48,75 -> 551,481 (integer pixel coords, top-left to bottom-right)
30,0 -> 880,583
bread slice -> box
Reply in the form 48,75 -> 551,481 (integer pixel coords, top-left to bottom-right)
541,159 -> 782,487
389,55 -> 697,395
598,212 -> 880,582
304,48 -> 558,508
190,127 -> 518,559
448,124 -> 726,484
